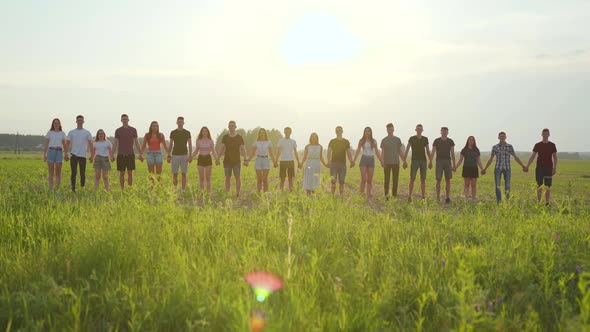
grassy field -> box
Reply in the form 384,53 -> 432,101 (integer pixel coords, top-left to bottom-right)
0,153 -> 589,331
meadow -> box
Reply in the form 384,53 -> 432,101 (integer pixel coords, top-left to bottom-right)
0,153 -> 589,331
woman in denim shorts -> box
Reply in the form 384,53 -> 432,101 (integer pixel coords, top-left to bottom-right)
352,127 -> 384,197
139,121 -> 169,182
247,128 -> 276,192
91,129 -> 113,191
44,118 -> 67,190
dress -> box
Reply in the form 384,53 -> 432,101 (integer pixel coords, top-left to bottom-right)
303,145 -> 321,191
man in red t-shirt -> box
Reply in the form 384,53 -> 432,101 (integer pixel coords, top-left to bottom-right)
524,128 -> 557,205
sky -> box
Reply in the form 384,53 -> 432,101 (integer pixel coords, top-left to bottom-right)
1,0 -> 589,151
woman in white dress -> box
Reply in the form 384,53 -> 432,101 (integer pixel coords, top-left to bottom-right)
299,133 -> 328,195
248,128 -> 276,192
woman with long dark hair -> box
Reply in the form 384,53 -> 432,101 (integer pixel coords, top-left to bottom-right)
454,136 -> 484,202
140,121 -> 169,181
247,128 -> 276,192
44,118 -> 67,190
352,127 -> 383,197
190,126 -> 218,192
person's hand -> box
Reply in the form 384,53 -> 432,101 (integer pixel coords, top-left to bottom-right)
481,169 -> 486,175
188,156 -> 193,163
428,162 -> 433,169
274,162 -> 278,168
350,162 -> 355,168
380,161 -> 384,168
453,166 -> 456,172
64,153 -> 69,161
298,163 -> 303,169
43,155 -> 47,162
552,167 -> 557,175
522,166 -> 528,172
110,155 -> 115,162
403,161 -> 407,169
139,155 -> 144,162
215,159 -> 220,166
167,155 -> 171,163
89,157 -> 94,163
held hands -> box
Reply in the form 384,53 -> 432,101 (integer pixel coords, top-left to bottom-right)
138,155 -> 144,162
64,153 -> 69,161
552,167 -> 557,175
481,168 -> 486,175
215,159 -> 220,166
403,161 -> 408,169
428,162 -> 433,169
167,155 -> 171,163
522,166 -> 528,172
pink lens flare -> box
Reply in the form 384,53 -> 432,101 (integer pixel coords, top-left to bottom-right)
244,271 -> 284,302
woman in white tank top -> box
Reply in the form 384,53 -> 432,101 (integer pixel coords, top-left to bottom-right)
352,127 -> 384,197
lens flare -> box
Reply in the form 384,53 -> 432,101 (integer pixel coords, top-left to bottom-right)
248,309 -> 267,331
244,271 -> 284,302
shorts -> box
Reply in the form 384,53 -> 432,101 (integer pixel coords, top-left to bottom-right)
117,154 -> 136,171
536,166 -> 553,187
224,163 -> 241,177
146,151 -> 163,165
435,159 -> 453,180
462,166 -> 479,178
197,155 -> 212,167
171,155 -> 188,174
47,148 -> 63,163
93,155 -> 111,171
359,155 -> 375,168
279,161 -> 295,178
410,160 -> 427,181
255,156 -> 271,170
330,162 -> 347,184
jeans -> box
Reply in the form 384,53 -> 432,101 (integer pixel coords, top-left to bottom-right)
383,164 -> 400,197
494,168 -> 511,202
70,154 -> 87,191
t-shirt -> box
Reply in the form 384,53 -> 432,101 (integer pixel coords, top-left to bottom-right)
46,130 -> 66,148
94,140 -> 112,157
253,141 -> 272,156
460,147 -> 480,167
66,128 -> 93,157
278,138 -> 297,161
433,137 -> 455,160
381,136 -> 402,165
328,138 -> 351,163
408,135 -> 429,161
533,141 -> 557,167
145,133 -> 165,151
115,126 -> 138,155
222,134 -> 244,165
170,129 -> 191,155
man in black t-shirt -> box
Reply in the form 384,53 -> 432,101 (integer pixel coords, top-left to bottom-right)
431,127 -> 456,203
403,124 -> 432,201
524,128 -> 558,205
218,120 -> 248,196
168,116 -> 192,192
327,126 -> 354,195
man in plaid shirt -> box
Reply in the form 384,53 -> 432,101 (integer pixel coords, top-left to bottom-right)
482,132 -> 526,202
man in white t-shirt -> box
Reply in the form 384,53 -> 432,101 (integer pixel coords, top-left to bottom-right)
65,115 -> 93,192
276,127 -> 300,192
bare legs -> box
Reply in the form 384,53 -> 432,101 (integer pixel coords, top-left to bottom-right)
47,162 -> 62,190
173,173 -> 187,191
359,166 -> 374,197
95,169 -> 110,191
537,186 -> 551,204
408,179 -> 426,201
198,166 -> 212,192
463,178 -> 478,201
119,170 -> 133,189
435,178 -> 452,201
255,169 -> 270,192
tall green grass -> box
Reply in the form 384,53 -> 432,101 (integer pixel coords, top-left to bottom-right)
0,156 -> 589,331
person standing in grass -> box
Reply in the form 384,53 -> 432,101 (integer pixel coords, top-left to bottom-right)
277,127 -> 300,192
524,128 -> 558,205
218,120 -> 248,197
431,127 -> 456,203
91,129 -> 113,191
167,116 -> 192,193
454,136 -> 484,202
112,114 -> 141,190
300,132 -> 328,195
380,123 -> 406,199
482,131 -> 526,202
65,115 -> 93,192
44,118 -> 67,190
190,126 -> 218,193
403,124 -> 432,202
248,128 -> 276,193
352,127 -> 383,197
139,121 -> 169,182
327,126 -> 354,195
